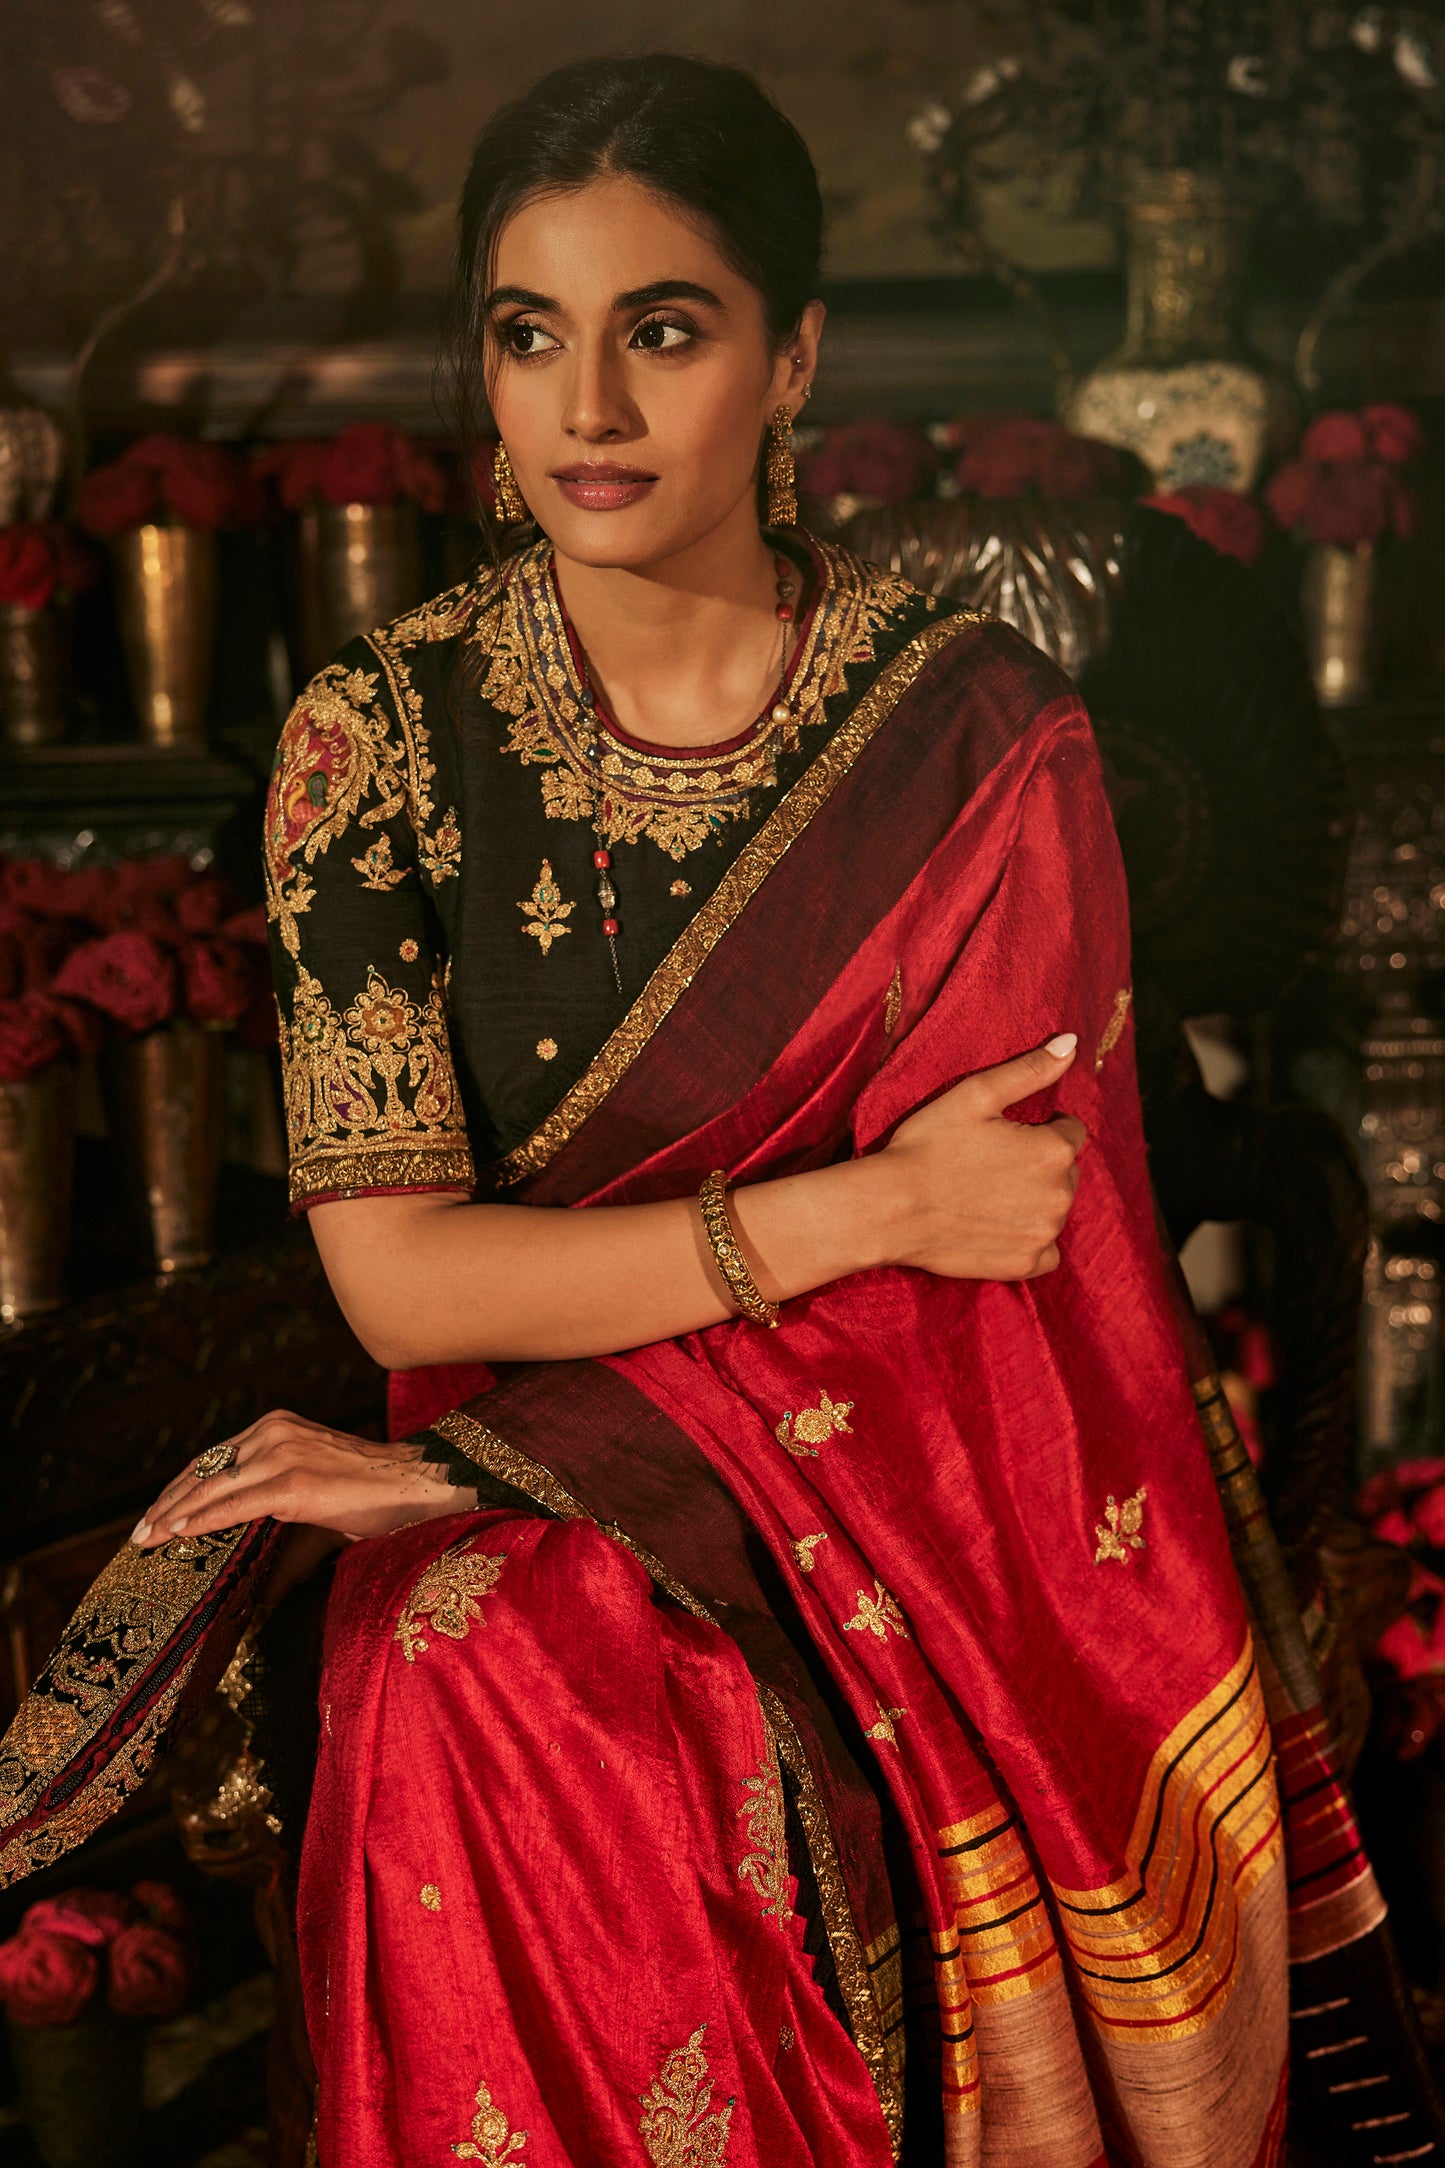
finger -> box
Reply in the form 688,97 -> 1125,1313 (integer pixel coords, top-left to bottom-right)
133,1410 -> 324,1543
139,1473 -> 297,1547
1047,1113 -> 1090,1158
976,1034 -> 1078,1115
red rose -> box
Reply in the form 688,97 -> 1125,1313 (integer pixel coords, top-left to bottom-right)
394,435 -> 449,514
1363,403 -> 1425,466
0,1932 -> 99,2027
130,1881 -> 190,1934
1144,486 -> 1267,567
0,906 -> 79,993
105,1921 -> 190,2020
51,931 -> 177,1034
181,937 -> 252,1024
797,419 -> 939,505
23,1889 -> 133,1949
317,423 -> 402,507
2,860 -> 109,922
252,440 -> 329,513
74,461 -> 159,538
1300,411 -> 1369,462
160,444 -> 244,530
174,873 -> 236,935
0,993 -> 70,1082
1264,459 -> 1316,534
1310,462 -> 1393,548
0,525 -> 58,611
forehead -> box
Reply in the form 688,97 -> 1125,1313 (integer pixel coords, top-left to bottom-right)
491,173 -> 748,306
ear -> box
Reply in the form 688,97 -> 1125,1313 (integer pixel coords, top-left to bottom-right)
770,298 -> 826,418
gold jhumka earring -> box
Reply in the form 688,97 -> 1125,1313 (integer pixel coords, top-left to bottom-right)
492,441 -> 528,525
765,403 -> 797,528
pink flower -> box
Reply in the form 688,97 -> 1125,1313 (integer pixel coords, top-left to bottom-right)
22,1889 -> 133,1949
0,1932 -> 100,2027
105,1922 -> 190,2020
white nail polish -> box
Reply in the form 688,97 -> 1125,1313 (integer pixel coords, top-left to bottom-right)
131,1521 -> 151,1545
1045,1032 -> 1078,1059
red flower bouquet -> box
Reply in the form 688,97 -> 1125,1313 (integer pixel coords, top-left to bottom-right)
0,1931 -> 99,2028
106,1921 -> 191,2020
1357,1456 -> 1445,1760
75,434 -> 263,539
797,419 -> 940,506
947,414 -> 1125,501
1265,404 -> 1424,550
0,1883 -> 191,2028
253,423 -> 448,514
1142,486 -> 1267,567
0,522 -> 96,613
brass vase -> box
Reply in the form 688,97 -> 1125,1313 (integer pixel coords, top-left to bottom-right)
0,601 -> 67,747
297,501 -> 420,677
111,523 -> 218,748
0,1066 -> 74,1323
101,1021 -> 226,1273
1302,542 -> 1376,708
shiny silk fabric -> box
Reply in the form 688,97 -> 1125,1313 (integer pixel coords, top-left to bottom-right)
0,613 -> 1407,2165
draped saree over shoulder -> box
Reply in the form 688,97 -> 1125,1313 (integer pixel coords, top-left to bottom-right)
0,604 -> 1435,2168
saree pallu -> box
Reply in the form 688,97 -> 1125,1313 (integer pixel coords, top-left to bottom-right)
0,614 -> 1435,2167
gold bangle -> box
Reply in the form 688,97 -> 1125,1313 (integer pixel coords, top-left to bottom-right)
699,1169 -> 780,1329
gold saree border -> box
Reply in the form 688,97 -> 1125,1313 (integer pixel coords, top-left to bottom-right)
433,1408 -> 904,2159
289,1139 -> 477,1206
484,611 -> 985,1190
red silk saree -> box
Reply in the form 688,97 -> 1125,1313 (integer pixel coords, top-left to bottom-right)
0,604 -> 1434,2166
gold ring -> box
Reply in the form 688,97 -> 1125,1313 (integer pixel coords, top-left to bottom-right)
192,1439 -> 239,1481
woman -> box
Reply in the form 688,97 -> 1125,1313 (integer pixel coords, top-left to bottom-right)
1,55 -> 1434,2168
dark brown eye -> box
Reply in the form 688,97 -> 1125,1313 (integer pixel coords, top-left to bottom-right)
503,320 -> 559,357
631,317 -> 690,352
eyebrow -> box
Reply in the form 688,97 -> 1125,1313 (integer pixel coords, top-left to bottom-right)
483,278 -> 725,314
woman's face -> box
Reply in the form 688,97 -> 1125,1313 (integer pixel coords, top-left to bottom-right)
483,175 -> 822,570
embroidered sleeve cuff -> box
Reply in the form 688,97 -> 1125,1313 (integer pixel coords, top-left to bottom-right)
288,1140 -> 476,1211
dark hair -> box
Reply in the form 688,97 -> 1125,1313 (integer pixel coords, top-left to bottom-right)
441,53 -> 824,498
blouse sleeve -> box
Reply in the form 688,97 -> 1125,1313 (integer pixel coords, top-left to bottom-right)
263,646 -> 475,1212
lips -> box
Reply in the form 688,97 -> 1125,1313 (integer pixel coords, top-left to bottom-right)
549,462 -> 659,512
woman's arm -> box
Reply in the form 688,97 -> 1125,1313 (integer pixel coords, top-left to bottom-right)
309,1033 -> 1086,1367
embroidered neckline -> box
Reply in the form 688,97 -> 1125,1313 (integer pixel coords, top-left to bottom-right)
471,531 -> 922,862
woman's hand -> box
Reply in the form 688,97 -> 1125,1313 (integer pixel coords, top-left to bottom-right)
130,1412 -> 474,1552
879,1033 -> 1087,1280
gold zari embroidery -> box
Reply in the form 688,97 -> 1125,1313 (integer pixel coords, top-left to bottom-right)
451,2077 -> 526,2162
518,860 -> 574,954
639,2024 -> 733,2167
1094,1486 -> 1148,1565
351,831 -> 407,891
1095,986 -> 1133,1071
866,1706 -> 907,1745
395,1536 -> 507,1661
843,1581 -> 910,1642
775,1391 -> 854,1458
737,1749 -> 791,1925
883,964 -> 903,1037
792,1533 -> 828,1572
420,1883 -> 442,1910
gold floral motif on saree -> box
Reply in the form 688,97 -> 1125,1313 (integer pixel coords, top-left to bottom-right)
451,2076 -> 527,2162
775,1391 -> 854,1458
280,962 -> 470,1199
394,1536 -> 507,1662
736,1749 -> 791,1925
518,860 -> 574,954
420,1883 -> 442,1910
883,963 -> 904,1037
843,1581 -> 910,1642
638,2023 -> 733,2167
478,536 -> 923,862
1094,1486 -> 1147,1565
792,1533 -> 828,1572
866,1706 -> 907,1745
1094,985 -> 1133,1071
350,831 -> 407,892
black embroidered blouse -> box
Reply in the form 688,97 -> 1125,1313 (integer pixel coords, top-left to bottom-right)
264,532 -> 940,1209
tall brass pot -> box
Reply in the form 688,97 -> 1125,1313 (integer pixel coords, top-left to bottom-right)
1302,541 -> 1376,708
298,501 -> 420,676
101,1021 -> 226,1273
0,601 -> 67,747
111,523 -> 218,748
0,1065 -> 74,1322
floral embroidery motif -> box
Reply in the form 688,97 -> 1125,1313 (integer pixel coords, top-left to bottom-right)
639,2024 -> 734,2167
1095,986 -> 1133,1071
483,538 -> 918,861
792,1533 -> 828,1572
536,1037 -> 558,1061
1094,1486 -> 1148,1565
451,2076 -> 526,2162
775,1391 -> 854,1458
843,1581 -> 910,1642
519,860 -> 575,954
351,831 -> 408,891
395,1537 -> 507,1662
866,1706 -> 907,1745
421,1883 -> 441,1910
737,1750 -> 791,1925
670,879 -> 692,898
399,938 -> 419,961
265,664 -> 407,957
883,963 -> 903,1037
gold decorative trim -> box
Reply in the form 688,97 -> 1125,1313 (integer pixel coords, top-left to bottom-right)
488,610 -> 984,1188
760,1686 -> 903,2158
289,1139 -> 475,1206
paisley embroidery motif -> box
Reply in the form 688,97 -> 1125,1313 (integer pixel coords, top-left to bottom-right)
482,538 -> 919,862
843,1581 -> 910,1642
395,1536 -> 507,1662
792,1533 -> 828,1572
451,2075 -> 526,2162
639,2024 -> 733,2167
1094,1486 -> 1148,1565
736,1749 -> 791,1925
775,1391 -> 854,1458
265,664 -> 407,957
518,860 -> 574,954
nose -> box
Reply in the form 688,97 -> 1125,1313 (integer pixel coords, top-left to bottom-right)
560,331 -> 640,445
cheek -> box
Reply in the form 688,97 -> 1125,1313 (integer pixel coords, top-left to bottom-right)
648,369 -> 766,480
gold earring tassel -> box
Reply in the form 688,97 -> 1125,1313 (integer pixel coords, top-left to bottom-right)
492,441 -> 528,525
765,403 -> 797,528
